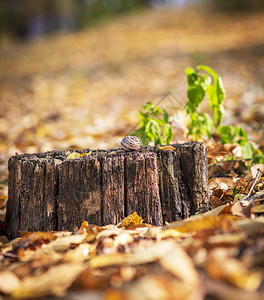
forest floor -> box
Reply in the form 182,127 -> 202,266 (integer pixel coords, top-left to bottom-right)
0,2 -> 264,299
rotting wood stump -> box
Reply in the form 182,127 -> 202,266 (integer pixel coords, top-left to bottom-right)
7,142 -> 209,239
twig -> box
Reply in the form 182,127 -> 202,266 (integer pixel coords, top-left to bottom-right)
243,168 -> 261,203
244,193 -> 264,205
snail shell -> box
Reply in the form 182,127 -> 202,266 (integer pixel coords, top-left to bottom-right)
121,136 -> 141,151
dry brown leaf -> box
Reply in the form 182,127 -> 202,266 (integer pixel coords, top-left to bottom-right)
207,255 -> 262,292
108,273 -> 203,300
160,228 -> 186,239
206,232 -> 247,248
209,177 -> 236,190
11,263 -> 85,298
236,217 -> 264,236
90,253 -> 131,269
75,266 -> 119,290
203,203 -> 232,216
166,214 -> 241,234
63,243 -> 91,263
204,277 -> 264,300
159,244 -> 200,285
90,240 -> 174,268
231,201 -> 253,218
17,232 -> 57,255
44,233 -> 87,253
251,164 -> 264,178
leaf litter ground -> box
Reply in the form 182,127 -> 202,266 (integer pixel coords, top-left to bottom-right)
0,2 -> 264,299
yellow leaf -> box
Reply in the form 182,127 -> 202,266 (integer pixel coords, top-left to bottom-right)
159,146 -> 175,151
80,151 -> 92,157
66,152 -> 80,159
166,215 -> 241,233
117,212 -> 143,229
160,228 -> 186,239
90,253 -> 131,268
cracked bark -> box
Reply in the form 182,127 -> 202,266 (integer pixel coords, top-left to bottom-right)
7,143 -> 209,239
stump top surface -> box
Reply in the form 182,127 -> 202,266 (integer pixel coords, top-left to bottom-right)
9,142 -> 205,162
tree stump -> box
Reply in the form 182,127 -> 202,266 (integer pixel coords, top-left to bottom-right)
7,143 -> 209,239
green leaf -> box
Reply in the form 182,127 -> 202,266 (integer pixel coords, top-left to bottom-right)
217,125 -> 233,144
133,101 -> 174,146
199,74 -> 211,90
233,126 -> 248,145
241,143 -> 254,159
146,120 -> 160,142
217,125 -> 249,145
188,112 -> 213,140
163,109 -> 169,123
185,67 -> 198,85
198,65 -> 226,127
186,85 -> 205,113
253,150 -> 264,164
163,124 -> 174,144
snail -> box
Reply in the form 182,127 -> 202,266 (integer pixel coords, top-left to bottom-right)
121,136 -> 141,151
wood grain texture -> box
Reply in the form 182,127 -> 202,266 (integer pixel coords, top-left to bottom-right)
7,143 -> 209,239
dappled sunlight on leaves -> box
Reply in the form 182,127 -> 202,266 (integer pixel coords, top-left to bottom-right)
0,208 -> 263,298
0,2 -> 264,299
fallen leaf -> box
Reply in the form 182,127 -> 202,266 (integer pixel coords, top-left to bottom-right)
231,201 -> 253,218
117,212 -> 143,229
90,240 -> 174,268
63,243 -> 91,262
160,228 -> 185,239
209,177 -> 235,190
206,232 -> 247,248
18,231 -> 57,254
251,164 -> 264,178
207,255 -> 262,291
90,253 -> 131,268
166,214 -> 241,234
11,263 -> 85,298
236,217 -> 264,236
0,271 -> 21,294
252,203 -> 264,213
43,233 -> 87,253
66,152 -> 81,159
159,145 -> 175,151
80,151 -> 92,157
203,204 -> 232,216
159,244 -> 200,285
108,273 -> 203,300
205,277 -> 263,300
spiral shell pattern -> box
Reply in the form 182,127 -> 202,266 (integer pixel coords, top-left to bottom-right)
121,136 -> 141,151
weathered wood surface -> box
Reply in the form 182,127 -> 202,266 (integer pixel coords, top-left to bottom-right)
7,143 -> 209,239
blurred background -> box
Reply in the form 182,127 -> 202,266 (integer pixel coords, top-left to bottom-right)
0,0 -> 264,182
